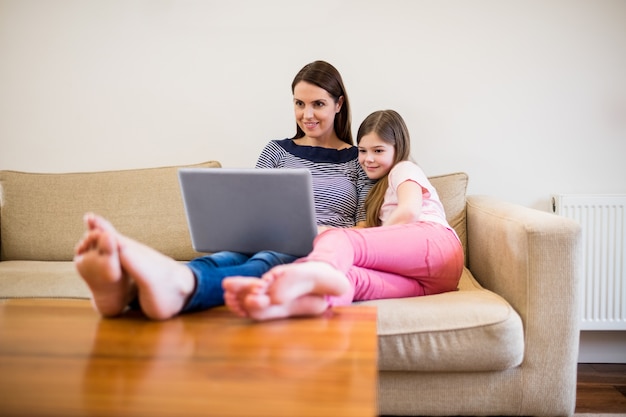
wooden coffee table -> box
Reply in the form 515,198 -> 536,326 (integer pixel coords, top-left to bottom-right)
0,299 -> 377,417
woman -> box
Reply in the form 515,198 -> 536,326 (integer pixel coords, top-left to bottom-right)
74,60 -> 372,320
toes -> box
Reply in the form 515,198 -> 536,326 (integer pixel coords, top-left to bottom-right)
84,212 -> 117,235
224,292 -> 248,317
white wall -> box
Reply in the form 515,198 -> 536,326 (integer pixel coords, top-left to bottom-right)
1,0 -> 625,210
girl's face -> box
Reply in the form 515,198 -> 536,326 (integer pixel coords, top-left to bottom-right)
358,133 -> 396,180
293,81 -> 343,141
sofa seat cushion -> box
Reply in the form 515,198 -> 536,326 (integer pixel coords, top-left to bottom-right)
0,261 -> 90,299
364,268 -> 524,372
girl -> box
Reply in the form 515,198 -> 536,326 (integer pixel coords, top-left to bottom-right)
223,110 -> 465,320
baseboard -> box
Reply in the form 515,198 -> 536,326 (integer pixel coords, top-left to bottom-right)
578,331 -> 626,363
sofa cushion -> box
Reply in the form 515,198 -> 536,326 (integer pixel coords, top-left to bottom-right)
428,172 -> 468,261
0,161 -> 221,262
363,268 -> 524,372
0,261 -> 90,299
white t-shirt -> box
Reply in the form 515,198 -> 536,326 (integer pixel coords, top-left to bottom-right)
379,161 -> 451,231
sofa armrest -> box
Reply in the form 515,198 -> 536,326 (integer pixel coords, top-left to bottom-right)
466,195 -> 582,414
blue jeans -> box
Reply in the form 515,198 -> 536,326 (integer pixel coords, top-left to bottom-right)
182,251 -> 298,312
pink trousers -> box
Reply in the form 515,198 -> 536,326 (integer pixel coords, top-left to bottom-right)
302,222 -> 464,306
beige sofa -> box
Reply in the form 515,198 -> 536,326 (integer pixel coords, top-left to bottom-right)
0,161 -> 581,416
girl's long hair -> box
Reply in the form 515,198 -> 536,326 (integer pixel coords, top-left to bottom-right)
290,61 -> 353,145
357,110 -> 412,227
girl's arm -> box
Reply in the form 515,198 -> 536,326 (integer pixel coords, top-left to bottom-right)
382,180 -> 423,226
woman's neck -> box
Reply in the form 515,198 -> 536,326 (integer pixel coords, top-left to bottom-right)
295,134 -> 351,150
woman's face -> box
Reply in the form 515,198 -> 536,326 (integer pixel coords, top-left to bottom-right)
293,81 -> 343,141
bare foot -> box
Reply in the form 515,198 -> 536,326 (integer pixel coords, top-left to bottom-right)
74,229 -> 135,317
262,261 -> 351,306
222,262 -> 350,321
83,212 -> 118,234
115,234 -> 196,321
223,276 -> 330,321
242,294 -> 330,321
79,212 -> 197,321
222,277 -> 269,318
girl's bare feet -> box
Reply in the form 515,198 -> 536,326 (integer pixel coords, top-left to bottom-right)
223,276 -> 331,321
262,261 -> 350,305
222,261 -> 350,321
222,277 -> 270,318
74,229 -> 135,317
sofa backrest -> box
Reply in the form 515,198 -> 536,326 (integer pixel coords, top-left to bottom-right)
428,172 -> 468,261
0,161 -> 221,262
0,164 -> 467,263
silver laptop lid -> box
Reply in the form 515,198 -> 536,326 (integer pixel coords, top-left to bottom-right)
178,168 -> 317,257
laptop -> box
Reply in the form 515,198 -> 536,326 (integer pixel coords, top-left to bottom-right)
178,168 -> 318,257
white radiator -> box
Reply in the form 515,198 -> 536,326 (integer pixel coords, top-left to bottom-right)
552,194 -> 626,330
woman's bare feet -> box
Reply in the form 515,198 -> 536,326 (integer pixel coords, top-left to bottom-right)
116,235 -> 196,320
222,261 -> 351,321
83,212 -> 117,234
74,229 -> 135,317
75,213 -> 197,321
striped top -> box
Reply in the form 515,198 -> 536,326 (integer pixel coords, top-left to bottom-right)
256,139 -> 372,228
